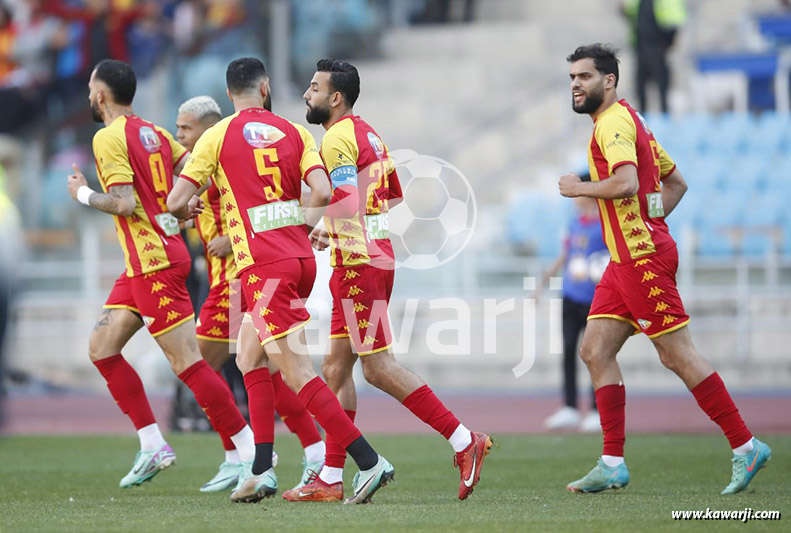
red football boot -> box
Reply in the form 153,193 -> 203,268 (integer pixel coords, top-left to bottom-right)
454,432 -> 493,500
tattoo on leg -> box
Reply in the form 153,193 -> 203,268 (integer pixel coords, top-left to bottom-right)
93,309 -> 113,331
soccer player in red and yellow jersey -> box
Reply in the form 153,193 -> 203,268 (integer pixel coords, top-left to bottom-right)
66,60 -> 256,490
282,59 -> 491,503
175,95 -> 325,493
168,57 -> 395,505
560,44 -> 770,495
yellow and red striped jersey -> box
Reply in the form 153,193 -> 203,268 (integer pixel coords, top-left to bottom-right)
320,115 -> 402,269
194,183 -> 236,288
93,115 -> 190,276
179,107 -> 325,274
587,99 -> 676,264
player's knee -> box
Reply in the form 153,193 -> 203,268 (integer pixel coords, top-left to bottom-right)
657,348 -> 682,373
321,359 -> 350,389
578,342 -> 598,367
283,366 -> 316,393
361,358 -> 390,390
88,331 -> 111,362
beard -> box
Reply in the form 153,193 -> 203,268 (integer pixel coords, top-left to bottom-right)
305,101 -> 330,125
90,98 -> 104,123
572,87 -> 604,114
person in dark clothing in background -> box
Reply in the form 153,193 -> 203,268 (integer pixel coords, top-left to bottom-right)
624,0 -> 686,113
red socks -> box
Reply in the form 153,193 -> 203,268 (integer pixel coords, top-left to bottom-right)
596,383 -> 626,457
298,377 -> 361,449
243,367 -> 275,445
178,360 -> 247,439
402,385 -> 461,439
324,409 -> 356,468
213,370 -> 236,451
93,354 -> 156,430
272,371 -> 322,448
692,372 -> 752,449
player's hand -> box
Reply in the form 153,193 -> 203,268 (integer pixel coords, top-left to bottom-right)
185,194 -> 204,219
207,236 -> 232,258
559,173 -> 582,198
309,226 -> 330,251
67,163 -> 88,200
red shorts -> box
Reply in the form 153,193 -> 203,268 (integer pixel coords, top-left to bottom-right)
588,246 -> 690,338
105,262 -> 195,337
196,279 -> 243,343
330,265 -> 394,356
240,257 -> 316,347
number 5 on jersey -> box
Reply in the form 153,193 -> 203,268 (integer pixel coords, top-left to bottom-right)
254,148 -> 283,201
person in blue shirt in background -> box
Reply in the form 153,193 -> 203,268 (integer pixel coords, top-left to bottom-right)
539,175 -> 610,432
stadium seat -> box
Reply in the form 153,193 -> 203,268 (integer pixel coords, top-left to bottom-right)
697,226 -> 738,257
740,232 -> 777,257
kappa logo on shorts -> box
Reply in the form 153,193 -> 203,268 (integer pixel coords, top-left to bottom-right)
648,286 -> 665,298
638,319 -> 652,330
166,311 -> 181,322
655,301 -> 669,312
641,271 -> 658,283
662,315 -> 677,327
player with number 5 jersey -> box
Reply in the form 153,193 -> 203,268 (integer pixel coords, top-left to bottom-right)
168,57 -> 395,505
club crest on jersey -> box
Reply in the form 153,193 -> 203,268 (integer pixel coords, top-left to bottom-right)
243,122 -> 285,148
635,111 -> 651,135
367,132 -> 385,158
139,127 -> 161,153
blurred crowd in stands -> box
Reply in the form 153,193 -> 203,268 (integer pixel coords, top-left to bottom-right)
0,0 -> 257,134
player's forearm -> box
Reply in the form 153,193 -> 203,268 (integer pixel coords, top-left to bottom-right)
89,186 -> 136,216
576,174 -> 638,199
661,174 -> 687,217
167,178 -> 198,219
304,194 -> 330,229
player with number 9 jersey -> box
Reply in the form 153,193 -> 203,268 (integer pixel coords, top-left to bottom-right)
97,114 -> 194,336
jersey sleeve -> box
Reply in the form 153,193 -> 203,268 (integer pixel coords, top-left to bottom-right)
388,167 -> 403,200
594,112 -> 637,176
92,127 -> 134,188
654,139 -> 676,179
179,124 -> 220,188
156,125 -> 188,167
320,128 -> 359,190
292,123 -> 326,181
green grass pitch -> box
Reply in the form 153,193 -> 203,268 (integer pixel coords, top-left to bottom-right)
0,434 -> 788,531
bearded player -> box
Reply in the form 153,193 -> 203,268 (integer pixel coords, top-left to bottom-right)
281,59 -> 491,503
66,60 -> 256,489
561,44 -> 770,494
174,95 -> 326,493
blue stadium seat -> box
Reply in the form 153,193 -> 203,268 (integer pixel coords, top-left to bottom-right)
724,156 -> 768,194
740,233 -> 777,256
743,192 -> 785,226
697,226 -> 737,257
